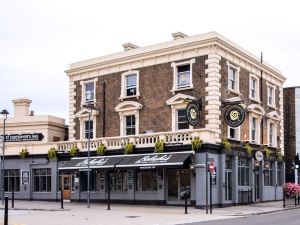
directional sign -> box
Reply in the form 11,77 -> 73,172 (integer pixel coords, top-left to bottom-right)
0,133 -> 44,142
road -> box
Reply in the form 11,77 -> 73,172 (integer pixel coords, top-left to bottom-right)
182,208 -> 300,225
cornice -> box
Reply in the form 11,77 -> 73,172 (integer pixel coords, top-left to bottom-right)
65,31 -> 285,84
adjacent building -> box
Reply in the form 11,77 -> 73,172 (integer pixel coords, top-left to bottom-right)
1,31 -> 286,207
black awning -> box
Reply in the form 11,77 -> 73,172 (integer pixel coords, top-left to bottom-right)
116,151 -> 193,169
59,155 -> 123,170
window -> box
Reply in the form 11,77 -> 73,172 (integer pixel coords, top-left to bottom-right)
136,169 -> 157,191
177,109 -> 189,130
228,126 -> 240,140
264,162 -> 274,186
267,83 -> 276,108
110,171 -> 127,192
248,74 -> 260,101
227,62 -> 240,93
277,164 -> 282,186
269,122 -> 274,146
80,170 -> 101,192
4,169 -> 20,192
251,117 -> 257,143
33,168 -> 51,192
125,115 -> 136,135
126,74 -> 137,96
171,59 -> 195,93
177,65 -> 191,88
120,71 -> 140,99
80,78 -> 97,105
238,158 -> 250,186
84,120 -> 94,139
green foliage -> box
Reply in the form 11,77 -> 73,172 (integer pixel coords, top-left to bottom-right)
222,138 -> 232,153
244,143 -> 253,158
191,137 -> 202,151
19,149 -> 29,158
70,145 -> 79,157
154,140 -> 165,153
48,147 -> 57,159
276,149 -> 283,161
264,146 -> 271,159
97,143 -> 106,156
124,143 -> 134,155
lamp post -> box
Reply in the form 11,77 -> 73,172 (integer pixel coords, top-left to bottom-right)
1,109 -> 9,205
85,104 -> 93,208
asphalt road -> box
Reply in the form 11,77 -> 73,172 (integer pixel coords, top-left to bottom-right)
181,208 -> 300,225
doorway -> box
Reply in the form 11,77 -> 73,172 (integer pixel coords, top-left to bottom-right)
254,172 -> 260,201
62,175 -> 72,201
225,156 -> 232,201
167,169 -> 190,204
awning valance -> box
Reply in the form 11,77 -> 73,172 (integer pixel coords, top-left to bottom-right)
59,155 -> 123,170
116,151 -> 193,169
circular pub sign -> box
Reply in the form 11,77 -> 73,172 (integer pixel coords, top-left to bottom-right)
224,104 -> 245,127
186,102 -> 200,126
255,151 -> 264,162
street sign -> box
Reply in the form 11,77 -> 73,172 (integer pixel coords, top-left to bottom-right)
0,133 -> 44,142
209,161 -> 214,173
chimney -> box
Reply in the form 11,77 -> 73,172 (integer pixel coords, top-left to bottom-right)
122,42 -> 139,51
12,98 -> 32,117
171,32 -> 188,40
30,110 -> 35,116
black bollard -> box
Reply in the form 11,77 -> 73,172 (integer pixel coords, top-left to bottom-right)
184,192 -> 188,214
283,191 -> 285,208
4,196 -> 8,225
107,172 -> 110,210
210,172 -> 212,214
12,178 -> 15,208
61,190 -> 64,209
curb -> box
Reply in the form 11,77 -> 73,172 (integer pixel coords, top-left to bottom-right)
228,206 -> 300,217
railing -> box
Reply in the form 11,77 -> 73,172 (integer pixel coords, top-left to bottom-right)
57,128 -> 216,152
283,193 -> 300,208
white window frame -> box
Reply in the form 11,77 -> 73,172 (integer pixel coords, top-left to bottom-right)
227,126 -> 240,140
80,116 -> 97,140
80,78 -> 98,106
249,115 -> 261,144
84,120 -> 94,140
267,120 -> 277,147
227,61 -> 240,95
267,82 -> 276,108
120,70 -> 140,100
115,101 -> 143,136
175,108 -> 191,131
249,74 -> 260,102
170,59 -> 195,94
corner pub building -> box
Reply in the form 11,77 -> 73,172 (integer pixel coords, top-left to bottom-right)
1,31 -> 286,208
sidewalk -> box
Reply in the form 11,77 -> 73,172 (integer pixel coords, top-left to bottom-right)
0,200 -> 298,225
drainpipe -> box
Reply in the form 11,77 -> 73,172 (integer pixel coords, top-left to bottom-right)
102,81 -> 106,137
260,52 -> 264,144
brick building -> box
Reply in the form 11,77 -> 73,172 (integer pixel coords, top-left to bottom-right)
1,31 -> 286,207
283,87 -> 300,182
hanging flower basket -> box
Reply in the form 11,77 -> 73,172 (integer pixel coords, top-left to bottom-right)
70,145 -> 79,157
244,143 -> 253,158
19,149 -> 29,159
191,137 -> 202,151
222,138 -> 232,154
154,140 -> 165,153
48,147 -> 57,159
124,143 -> 134,155
96,143 -> 106,156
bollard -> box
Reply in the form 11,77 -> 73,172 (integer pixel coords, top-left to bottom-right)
210,172 -> 212,214
184,192 -> 188,214
61,190 -> 64,209
107,172 -> 111,210
12,178 -> 15,208
4,196 -> 8,225
283,192 -> 285,208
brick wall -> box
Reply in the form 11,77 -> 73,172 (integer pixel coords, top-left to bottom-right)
74,56 -> 208,139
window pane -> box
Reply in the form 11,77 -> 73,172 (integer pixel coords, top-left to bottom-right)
125,115 -> 136,135
126,74 -> 137,96
85,82 -> 94,102
229,127 -> 236,139
177,65 -> 190,88
177,109 -> 189,130
228,68 -> 236,89
85,121 -> 93,139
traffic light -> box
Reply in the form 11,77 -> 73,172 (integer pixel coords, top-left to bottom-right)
294,153 -> 300,169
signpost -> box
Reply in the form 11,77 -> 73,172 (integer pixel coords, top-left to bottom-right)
209,161 -> 214,214
0,133 -> 44,142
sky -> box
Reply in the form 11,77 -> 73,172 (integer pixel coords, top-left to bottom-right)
1,0 -> 300,122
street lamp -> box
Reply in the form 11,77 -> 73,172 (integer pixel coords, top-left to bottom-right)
84,104 -> 93,208
1,109 -> 9,205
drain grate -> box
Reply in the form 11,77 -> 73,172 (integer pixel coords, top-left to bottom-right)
125,216 -> 140,218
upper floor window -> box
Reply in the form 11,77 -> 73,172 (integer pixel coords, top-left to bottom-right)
251,117 -> 258,143
267,83 -> 276,108
268,121 -> 277,147
80,78 -> 98,106
125,115 -> 136,135
227,62 -> 240,94
177,108 -> 189,130
249,74 -> 260,101
120,71 -> 140,100
228,126 -> 240,140
247,104 -> 264,144
171,59 -> 195,93
84,120 -> 94,139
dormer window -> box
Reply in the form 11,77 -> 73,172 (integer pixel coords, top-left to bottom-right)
80,78 -> 97,106
171,59 -> 195,93
120,71 -> 140,100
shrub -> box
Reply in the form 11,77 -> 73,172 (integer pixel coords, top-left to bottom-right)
96,143 -> 106,155
48,147 -> 57,159
154,140 -> 165,153
19,149 -> 29,158
222,138 -> 232,153
244,143 -> 253,158
283,182 -> 300,197
70,145 -> 79,157
276,149 -> 283,161
191,137 -> 202,151
124,143 -> 134,155
264,146 -> 271,159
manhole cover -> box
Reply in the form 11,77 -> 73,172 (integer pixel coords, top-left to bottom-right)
125,216 -> 139,218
